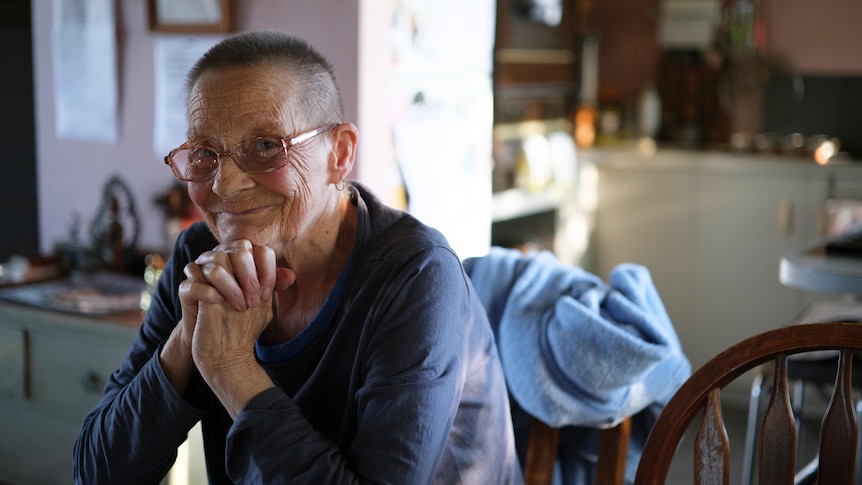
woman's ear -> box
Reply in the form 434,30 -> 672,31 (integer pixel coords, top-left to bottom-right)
329,122 -> 358,183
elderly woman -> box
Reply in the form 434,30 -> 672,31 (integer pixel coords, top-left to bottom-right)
74,31 -> 520,484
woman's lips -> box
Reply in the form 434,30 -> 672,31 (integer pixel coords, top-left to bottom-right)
215,205 -> 271,221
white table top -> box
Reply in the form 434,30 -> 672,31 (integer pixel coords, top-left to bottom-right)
780,242 -> 862,295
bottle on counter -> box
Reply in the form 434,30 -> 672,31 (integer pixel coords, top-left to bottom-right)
638,82 -> 661,139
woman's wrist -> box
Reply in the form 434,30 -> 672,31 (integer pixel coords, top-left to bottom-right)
202,358 -> 275,419
159,325 -> 195,393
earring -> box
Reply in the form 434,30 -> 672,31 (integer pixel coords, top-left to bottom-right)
335,179 -> 345,191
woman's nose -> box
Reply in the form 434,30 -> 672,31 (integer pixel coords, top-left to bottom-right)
211,153 -> 255,195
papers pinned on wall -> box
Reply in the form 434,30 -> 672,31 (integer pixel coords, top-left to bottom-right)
152,36 -> 222,157
51,0 -> 118,143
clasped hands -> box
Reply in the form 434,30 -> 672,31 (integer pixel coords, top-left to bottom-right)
162,239 -> 295,417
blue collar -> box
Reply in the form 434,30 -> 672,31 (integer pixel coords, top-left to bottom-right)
255,254 -> 353,364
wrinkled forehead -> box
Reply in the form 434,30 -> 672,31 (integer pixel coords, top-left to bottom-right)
186,64 -> 305,137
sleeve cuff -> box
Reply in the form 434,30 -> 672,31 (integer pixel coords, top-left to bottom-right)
148,342 -> 209,422
243,386 -> 292,412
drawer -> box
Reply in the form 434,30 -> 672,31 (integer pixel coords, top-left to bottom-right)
0,405 -> 82,485
28,330 -> 130,417
0,406 -> 203,485
0,326 -> 24,399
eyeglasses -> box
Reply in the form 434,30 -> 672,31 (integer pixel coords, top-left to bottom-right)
165,123 -> 339,182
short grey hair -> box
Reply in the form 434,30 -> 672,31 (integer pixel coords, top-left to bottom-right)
185,30 -> 344,126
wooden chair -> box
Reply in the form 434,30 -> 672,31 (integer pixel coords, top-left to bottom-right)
523,415 -> 632,485
633,322 -> 862,484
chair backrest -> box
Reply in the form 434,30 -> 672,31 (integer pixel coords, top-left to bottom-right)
633,322 -> 862,484
523,416 -> 631,485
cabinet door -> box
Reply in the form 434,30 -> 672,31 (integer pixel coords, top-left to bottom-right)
28,328 -> 131,418
0,326 -> 24,399
0,406 -> 83,485
595,165 -> 696,337
690,169 -> 810,366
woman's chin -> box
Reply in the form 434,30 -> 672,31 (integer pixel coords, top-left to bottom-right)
219,225 -> 281,249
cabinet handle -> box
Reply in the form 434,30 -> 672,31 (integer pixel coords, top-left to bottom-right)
778,198 -> 794,237
22,329 -> 31,400
81,371 -> 105,394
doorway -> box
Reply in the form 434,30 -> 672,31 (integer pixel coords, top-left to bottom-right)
0,0 -> 38,262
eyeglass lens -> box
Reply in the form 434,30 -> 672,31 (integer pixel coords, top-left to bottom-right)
171,136 -> 288,181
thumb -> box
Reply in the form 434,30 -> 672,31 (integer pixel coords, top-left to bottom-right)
275,267 -> 296,291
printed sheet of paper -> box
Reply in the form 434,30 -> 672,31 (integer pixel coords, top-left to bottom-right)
154,0 -> 222,26
51,0 -> 118,143
152,36 -> 222,157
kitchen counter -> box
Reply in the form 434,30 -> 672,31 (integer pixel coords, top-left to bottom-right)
780,238 -> 862,296
582,143 -> 862,175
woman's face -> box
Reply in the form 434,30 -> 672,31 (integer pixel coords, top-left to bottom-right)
185,65 -> 336,255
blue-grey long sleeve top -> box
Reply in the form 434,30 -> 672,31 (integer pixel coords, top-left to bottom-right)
73,183 -> 522,485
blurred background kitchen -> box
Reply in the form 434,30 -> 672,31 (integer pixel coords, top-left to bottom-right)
0,0 -> 856,268
1,0 -> 861,483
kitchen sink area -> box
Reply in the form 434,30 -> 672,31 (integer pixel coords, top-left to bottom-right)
0,271 -> 147,316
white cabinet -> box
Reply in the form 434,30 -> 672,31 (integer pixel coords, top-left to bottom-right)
0,326 -> 24,399
590,161 -> 696,332
690,168 -> 812,361
0,301 -> 208,485
0,303 -> 140,485
587,147 -> 862,403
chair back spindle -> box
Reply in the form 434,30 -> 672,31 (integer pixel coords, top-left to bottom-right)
695,389 -> 730,484
758,354 -> 796,484
819,349 -> 858,483
596,416 -> 632,485
524,419 -> 559,485
633,322 -> 862,485
524,416 -> 631,485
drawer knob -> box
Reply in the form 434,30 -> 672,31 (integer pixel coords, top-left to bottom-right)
81,371 -> 105,394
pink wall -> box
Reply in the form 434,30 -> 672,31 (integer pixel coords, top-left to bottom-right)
591,0 -> 661,103
32,0 -> 365,254
591,0 -> 862,105
763,0 -> 862,74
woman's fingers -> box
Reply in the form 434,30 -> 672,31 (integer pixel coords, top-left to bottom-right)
182,263 -> 226,305
195,239 -> 267,310
223,240 -> 264,308
252,245 -> 277,301
275,267 -> 296,292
